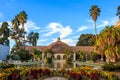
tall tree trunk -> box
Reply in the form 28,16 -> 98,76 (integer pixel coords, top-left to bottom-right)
22,24 -> 25,50
94,21 -> 97,40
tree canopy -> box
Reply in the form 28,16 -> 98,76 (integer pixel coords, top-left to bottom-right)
76,34 -> 96,46
27,31 -> 39,46
95,26 -> 120,62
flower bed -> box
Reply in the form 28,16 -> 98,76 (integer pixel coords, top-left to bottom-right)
0,66 -> 119,80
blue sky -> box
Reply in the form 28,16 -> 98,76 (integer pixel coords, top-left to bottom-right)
0,0 -> 120,48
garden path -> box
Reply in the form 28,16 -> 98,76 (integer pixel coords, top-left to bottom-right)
43,77 -> 67,80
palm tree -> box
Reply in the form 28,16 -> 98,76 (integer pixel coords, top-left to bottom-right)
90,5 -> 101,39
18,11 -> 27,29
116,5 -> 120,20
27,32 -> 39,46
18,11 -> 27,47
11,11 -> 27,49
33,32 -> 39,46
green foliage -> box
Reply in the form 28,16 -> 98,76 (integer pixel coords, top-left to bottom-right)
32,48 -> 42,60
0,62 -> 15,69
102,63 -> 120,71
76,34 -> 96,46
11,54 -> 21,60
90,5 -> 101,21
116,5 -> 120,19
0,22 -> 10,46
27,32 -> 39,46
11,11 -> 27,49
18,49 -> 33,61
95,26 -> 120,62
45,57 -> 53,64
90,51 -> 98,62
77,50 -> 86,61
66,57 -> 72,64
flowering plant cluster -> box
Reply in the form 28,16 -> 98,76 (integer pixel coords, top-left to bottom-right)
0,66 -> 119,80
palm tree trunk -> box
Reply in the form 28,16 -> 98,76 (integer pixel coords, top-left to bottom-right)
94,21 -> 97,40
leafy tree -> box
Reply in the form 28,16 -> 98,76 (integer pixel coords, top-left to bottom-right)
0,22 -> 10,46
17,49 -> 33,61
76,34 -> 96,46
27,32 -> 39,46
116,5 -> 120,20
90,5 -> 101,39
95,26 -> 120,62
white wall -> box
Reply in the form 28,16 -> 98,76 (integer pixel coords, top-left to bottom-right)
0,44 -> 10,60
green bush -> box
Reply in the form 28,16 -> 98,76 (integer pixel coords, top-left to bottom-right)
0,62 -> 15,69
115,63 -> 120,71
90,51 -> 98,62
45,57 -> 53,64
102,63 -> 117,71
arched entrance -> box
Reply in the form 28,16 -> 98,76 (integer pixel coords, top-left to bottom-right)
63,55 -> 66,59
57,55 -> 61,60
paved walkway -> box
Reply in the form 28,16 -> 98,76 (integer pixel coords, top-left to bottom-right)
43,77 -> 67,80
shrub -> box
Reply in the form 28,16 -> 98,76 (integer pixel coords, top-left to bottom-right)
0,62 -> 15,69
90,52 -> 98,62
102,63 -> 120,71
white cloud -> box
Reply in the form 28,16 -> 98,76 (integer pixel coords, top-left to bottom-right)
62,39 -> 77,46
44,22 -> 73,38
37,39 -> 47,43
24,20 -> 40,32
0,20 -> 40,33
72,35 -> 80,39
51,38 -> 77,46
97,20 -> 109,28
110,17 -> 118,25
77,26 -> 88,32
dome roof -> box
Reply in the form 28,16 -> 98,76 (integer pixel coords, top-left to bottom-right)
115,20 -> 120,28
48,38 -> 70,53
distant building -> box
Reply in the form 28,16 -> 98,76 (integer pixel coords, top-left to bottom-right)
23,38 -> 94,61
0,44 -> 10,61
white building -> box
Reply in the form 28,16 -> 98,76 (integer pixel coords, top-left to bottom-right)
0,44 -> 10,61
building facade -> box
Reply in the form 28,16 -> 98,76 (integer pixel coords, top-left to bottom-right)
24,38 -> 94,61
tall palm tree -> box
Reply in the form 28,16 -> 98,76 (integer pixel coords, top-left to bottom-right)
90,5 -> 101,39
18,11 -> 27,29
12,15 -> 20,31
11,11 -> 27,49
116,5 -> 120,20
18,11 -> 27,48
